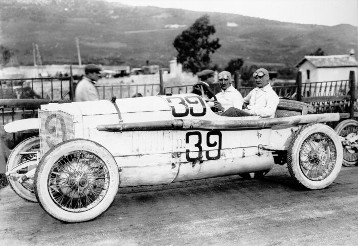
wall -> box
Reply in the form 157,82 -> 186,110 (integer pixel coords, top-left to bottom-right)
0,65 -> 84,78
0,65 -> 132,79
317,67 -> 358,82
298,62 -> 317,82
298,61 -> 358,83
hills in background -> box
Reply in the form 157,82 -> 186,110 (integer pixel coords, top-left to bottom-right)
0,0 -> 357,69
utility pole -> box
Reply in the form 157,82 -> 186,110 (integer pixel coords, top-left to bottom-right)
35,44 -> 42,66
76,37 -> 82,66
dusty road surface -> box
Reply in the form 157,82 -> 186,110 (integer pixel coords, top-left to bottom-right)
1,165 -> 358,246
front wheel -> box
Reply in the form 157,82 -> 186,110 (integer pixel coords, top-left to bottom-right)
287,123 -> 343,189
34,139 -> 119,223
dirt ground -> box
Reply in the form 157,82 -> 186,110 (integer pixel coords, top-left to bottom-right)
1,165 -> 358,246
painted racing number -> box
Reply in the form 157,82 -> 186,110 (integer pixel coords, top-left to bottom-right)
186,131 -> 222,162
166,96 -> 206,117
44,114 -> 67,148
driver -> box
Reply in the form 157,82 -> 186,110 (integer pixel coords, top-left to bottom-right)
213,71 -> 244,113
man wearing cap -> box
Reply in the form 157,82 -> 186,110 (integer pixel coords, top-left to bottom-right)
221,68 -> 279,118
213,71 -> 244,112
75,64 -> 102,102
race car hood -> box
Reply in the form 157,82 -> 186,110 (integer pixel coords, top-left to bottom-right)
40,96 -> 171,117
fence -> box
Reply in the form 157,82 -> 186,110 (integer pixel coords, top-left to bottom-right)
96,84 -> 161,99
0,77 -> 74,101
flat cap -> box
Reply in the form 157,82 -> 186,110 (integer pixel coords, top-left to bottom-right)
197,69 -> 214,79
85,64 -> 102,74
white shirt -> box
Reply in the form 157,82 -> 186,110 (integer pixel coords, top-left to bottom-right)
244,83 -> 279,118
75,77 -> 100,102
215,85 -> 244,111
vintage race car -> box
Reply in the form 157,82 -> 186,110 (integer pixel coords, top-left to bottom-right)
5,94 -> 344,223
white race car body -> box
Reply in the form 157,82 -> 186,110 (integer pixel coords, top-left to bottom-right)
5,94 -> 343,222
38,95 -> 294,187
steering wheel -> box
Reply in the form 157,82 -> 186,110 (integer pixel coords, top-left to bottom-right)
194,82 -> 217,101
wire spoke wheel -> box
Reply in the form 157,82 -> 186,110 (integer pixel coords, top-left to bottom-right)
287,123 -> 343,189
6,136 -> 40,202
334,119 -> 358,166
48,150 -> 110,212
299,133 -> 337,181
35,139 -> 119,223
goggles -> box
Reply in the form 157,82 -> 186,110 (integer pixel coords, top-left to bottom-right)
253,71 -> 266,79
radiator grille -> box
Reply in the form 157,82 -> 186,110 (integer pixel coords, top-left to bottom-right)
39,110 -> 75,154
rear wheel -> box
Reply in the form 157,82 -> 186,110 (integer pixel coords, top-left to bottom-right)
6,136 -> 40,202
35,139 -> 119,223
287,124 -> 343,189
334,119 -> 358,167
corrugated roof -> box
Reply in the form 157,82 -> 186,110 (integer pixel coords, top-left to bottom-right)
296,55 -> 358,68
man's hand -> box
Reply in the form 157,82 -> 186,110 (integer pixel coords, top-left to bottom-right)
214,101 -> 225,112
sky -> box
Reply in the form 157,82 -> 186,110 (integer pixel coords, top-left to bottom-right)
108,0 -> 358,26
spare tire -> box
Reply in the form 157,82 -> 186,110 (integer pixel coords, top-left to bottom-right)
278,99 -> 315,114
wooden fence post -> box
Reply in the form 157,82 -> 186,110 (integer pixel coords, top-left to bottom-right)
349,70 -> 356,119
296,71 -> 302,101
159,69 -> 164,95
69,65 -> 74,101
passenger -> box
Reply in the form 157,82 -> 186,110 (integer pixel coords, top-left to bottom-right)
221,68 -> 279,118
213,71 -> 244,113
75,64 -> 102,102
191,69 -> 216,101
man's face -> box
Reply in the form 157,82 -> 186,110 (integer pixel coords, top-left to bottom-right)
218,74 -> 231,90
88,71 -> 102,82
253,70 -> 269,88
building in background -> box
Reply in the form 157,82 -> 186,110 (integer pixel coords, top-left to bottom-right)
296,49 -> 358,82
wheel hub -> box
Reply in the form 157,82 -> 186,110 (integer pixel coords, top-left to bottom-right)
59,162 -> 96,198
300,133 -> 336,181
48,150 -> 110,212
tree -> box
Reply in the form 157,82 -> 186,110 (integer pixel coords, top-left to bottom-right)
240,65 -> 258,87
225,58 -> 244,75
0,46 -> 13,65
173,15 -> 221,74
309,48 -> 325,56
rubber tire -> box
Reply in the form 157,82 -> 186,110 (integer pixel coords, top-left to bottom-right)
278,99 -> 315,113
34,139 -> 119,223
334,119 -> 358,167
6,136 -> 40,202
287,123 -> 343,189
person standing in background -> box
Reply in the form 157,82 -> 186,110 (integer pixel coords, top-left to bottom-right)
75,64 -> 102,102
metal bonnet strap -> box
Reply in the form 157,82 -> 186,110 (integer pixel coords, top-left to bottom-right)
110,96 -> 123,123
